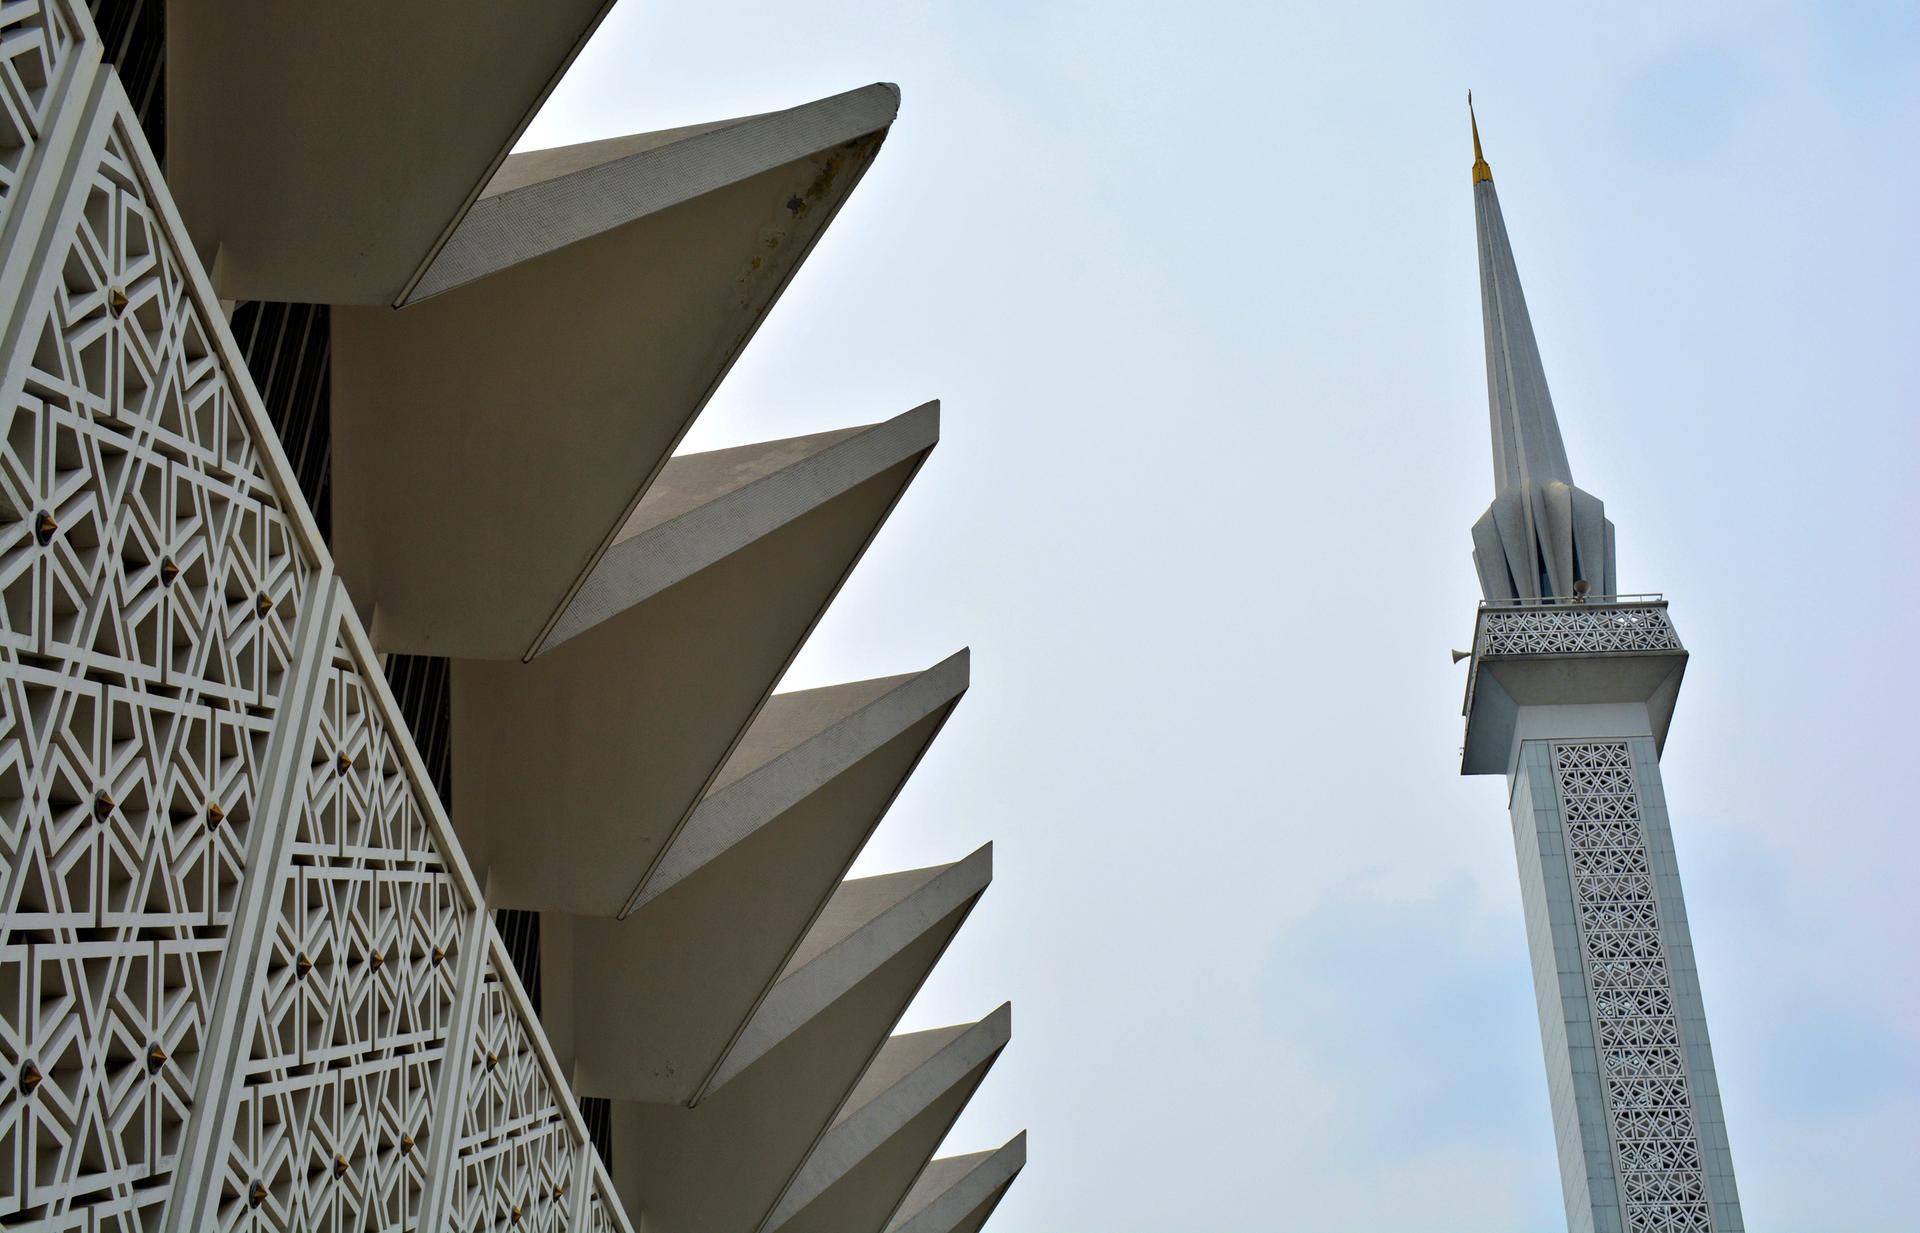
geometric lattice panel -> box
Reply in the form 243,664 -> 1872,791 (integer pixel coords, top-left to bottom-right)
585,1169 -> 621,1233
447,944 -> 586,1233
1480,604 -> 1681,658
0,20 -> 633,1233
0,87 -> 313,1230
0,0 -> 79,237
1553,742 -> 1711,1233
207,626 -> 474,1233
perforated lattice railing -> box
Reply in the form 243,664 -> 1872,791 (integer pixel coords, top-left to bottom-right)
1553,742 -> 1711,1233
1477,603 -> 1682,658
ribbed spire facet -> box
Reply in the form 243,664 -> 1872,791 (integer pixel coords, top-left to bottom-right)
1465,104 -> 1617,602
1473,117 -> 1569,497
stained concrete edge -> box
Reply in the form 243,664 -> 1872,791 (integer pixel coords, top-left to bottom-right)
410,81 -> 902,301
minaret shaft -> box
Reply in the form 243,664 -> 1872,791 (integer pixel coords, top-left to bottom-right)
1458,104 -> 1744,1232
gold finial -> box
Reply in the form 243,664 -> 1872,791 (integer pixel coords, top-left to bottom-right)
1469,91 -> 1492,184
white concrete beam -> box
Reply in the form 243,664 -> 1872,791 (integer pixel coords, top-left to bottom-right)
546,657 -> 970,1105
763,1008 -> 1014,1233
330,87 -> 902,659
410,85 -> 899,304
608,854 -> 990,1233
166,0 -> 614,304
708,848 -> 993,1097
448,410 -> 937,913
544,401 -> 936,654
884,1135 -> 1027,1233
633,649 -> 969,911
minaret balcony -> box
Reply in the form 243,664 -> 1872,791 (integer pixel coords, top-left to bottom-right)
1461,595 -> 1688,776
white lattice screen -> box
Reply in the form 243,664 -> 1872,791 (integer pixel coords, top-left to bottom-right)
1552,742 -> 1711,1233
0,6 -> 631,1229
1478,604 -> 1681,658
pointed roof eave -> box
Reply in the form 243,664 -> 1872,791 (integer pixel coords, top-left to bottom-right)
448,409 -> 938,916
629,649 -> 970,912
166,1 -> 615,304
558,657 -> 970,1107
408,82 -> 900,303
705,847 -> 994,1098
761,1007 -> 1014,1233
541,401 -> 938,653
329,87 -> 903,661
884,1133 -> 1028,1233
600,863 -> 992,1233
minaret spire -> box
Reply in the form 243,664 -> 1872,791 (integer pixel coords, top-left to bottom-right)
1469,91 -> 1491,183
1465,99 -> 1616,601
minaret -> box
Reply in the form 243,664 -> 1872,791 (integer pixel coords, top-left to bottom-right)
1457,100 -> 1744,1233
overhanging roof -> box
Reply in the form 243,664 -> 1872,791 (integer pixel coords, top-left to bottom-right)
608,853 -> 990,1233
634,652 -> 970,910
411,84 -> 900,304
329,88 -> 902,659
557,657 -> 970,1105
707,848 -> 993,1097
544,402 -> 937,655
763,1009 -> 1013,1233
885,1135 -> 1028,1233
166,0 -> 615,304
448,411 -> 938,914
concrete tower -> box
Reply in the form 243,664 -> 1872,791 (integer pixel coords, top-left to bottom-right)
1457,101 -> 1744,1232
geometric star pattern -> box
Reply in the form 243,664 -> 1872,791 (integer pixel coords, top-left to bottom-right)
0,1 -> 77,241
1480,605 -> 1681,658
1553,742 -> 1711,1233
449,947 -> 589,1233
0,18 -> 632,1231
206,627 -> 473,1233
0,75 -> 310,1231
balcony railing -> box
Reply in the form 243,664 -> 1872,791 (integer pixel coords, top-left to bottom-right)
1473,596 -> 1682,658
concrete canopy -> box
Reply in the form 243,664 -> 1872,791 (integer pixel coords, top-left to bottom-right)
545,402 -> 937,654
330,85 -> 902,660
166,1 -> 615,304
633,651 -> 970,911
608,852 -> 991,1233
709,849 -> 993,1096
546,656 -> 971,1106
449,408 -> 938,914
884,1135 -> 1028,1233
763,1009 -> 1014,1233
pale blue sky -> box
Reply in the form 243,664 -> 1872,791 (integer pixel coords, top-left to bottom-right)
523,3 -> 1918,1229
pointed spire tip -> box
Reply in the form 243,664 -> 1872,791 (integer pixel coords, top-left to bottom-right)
1468,91 -> 1493,184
